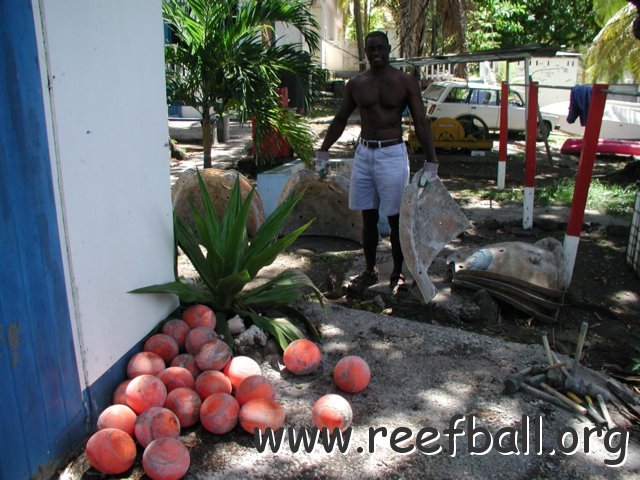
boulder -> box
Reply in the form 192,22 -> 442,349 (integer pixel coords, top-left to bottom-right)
172,168 -> 264,237
277,170 -> 362,244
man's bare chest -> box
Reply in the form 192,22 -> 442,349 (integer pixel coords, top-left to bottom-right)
353,80 -> 407,109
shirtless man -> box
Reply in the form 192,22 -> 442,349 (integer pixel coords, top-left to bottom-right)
316,31 -> 438,295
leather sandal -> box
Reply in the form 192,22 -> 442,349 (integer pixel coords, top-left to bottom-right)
390,273 -> 409,296
346,268 -> 378,296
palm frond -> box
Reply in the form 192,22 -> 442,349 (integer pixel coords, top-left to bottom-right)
592,0 -> 629,26
585,4 -> 640,82
164,0 -> 324,166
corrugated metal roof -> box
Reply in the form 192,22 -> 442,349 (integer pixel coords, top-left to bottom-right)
390,43 -> 565,68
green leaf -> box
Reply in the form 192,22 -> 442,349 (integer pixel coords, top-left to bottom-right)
276,305 -> 321,341
193,169 -> 224,257
239,269 -> 325,309
221,178 -> 253,276
215,310 -> 234,349
243,189 -> 310,276
129,281 -> 211,304
248,189 -> 305,251
246,221 -> 313,278
216,270 -> 252,308
240,310 -> 305,351
174,215 -> 218,290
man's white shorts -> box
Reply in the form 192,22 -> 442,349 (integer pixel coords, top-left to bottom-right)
349,142 -> 409,216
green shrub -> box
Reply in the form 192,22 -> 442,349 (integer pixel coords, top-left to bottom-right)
132,170 -> 323,350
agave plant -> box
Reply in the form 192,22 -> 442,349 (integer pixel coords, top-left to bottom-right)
131,169 -> 323,350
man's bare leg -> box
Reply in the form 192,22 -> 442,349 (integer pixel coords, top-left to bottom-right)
388,213 -> 407,293
387,214 -> 403,277
346,209 -> 379,294
361,209 -> 379,273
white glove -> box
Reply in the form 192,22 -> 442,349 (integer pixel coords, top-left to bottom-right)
419,162 -> 439,186
315,151 -> 329,178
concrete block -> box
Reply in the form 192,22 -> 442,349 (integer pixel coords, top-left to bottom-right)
257,159 -> 306,217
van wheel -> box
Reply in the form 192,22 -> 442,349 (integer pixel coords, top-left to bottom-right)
536,121 -> 551,141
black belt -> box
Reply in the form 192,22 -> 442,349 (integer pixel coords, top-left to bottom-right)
359,138 -> 404,149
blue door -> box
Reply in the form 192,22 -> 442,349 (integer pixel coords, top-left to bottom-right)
0,2 -> 87,478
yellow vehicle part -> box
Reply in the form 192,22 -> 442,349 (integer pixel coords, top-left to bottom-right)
406,117 -> 493,153
432,117 -> 466,142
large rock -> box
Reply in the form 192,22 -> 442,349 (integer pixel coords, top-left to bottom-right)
278,170 -> 362,244
172,168 -> 264,237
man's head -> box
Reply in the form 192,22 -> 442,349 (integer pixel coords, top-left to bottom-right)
364,31 -> 391,68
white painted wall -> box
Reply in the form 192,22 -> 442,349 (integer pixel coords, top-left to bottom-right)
276,2 -> 402,78
504,54 -> 582,106
38,0 -> 178,387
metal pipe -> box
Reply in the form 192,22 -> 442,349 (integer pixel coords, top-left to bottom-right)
507,83 -> 639,97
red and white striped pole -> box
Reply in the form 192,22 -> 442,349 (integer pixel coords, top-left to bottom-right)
562,84 -> 608,287
497,82 -> 509,189
522,81 -> 539,229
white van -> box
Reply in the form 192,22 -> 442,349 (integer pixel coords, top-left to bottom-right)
423,80 -> 558,140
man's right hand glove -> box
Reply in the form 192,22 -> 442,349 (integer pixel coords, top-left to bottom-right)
419,162 -> 439,187
315,150 -> 329,180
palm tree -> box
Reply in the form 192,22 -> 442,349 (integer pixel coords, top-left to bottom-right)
585,1 -> 640,83
354,0 -> 366,71
164,0 -> 325,168
383,0 -> 466,77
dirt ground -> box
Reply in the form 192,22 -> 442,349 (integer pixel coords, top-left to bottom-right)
59,118 -> 640,480
174,117 -> 640,389
255,120 -> 640,387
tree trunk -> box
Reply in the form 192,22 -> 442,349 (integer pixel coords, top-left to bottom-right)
354,0 -> 366,72
397,0 -> 429,59
202,118 -> 213,169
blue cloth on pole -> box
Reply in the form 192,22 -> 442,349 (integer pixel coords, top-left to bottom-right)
566,85 -> 593,126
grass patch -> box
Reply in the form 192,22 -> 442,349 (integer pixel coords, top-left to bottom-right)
536,178 -> 636,216
461,187 -> 523,203
463,178 -> 636,216
309,251 -> 354,266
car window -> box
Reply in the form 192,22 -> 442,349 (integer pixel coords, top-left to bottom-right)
508,91 -> 524,107
444,87 -> 469,103
469,89 -> 498,106
423,84 -> 446,101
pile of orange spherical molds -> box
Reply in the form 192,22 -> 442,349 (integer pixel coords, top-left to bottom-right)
282,338 -> 371,434
84,303 -> 372,479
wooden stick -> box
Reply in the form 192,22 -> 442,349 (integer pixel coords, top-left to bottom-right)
572,321 -> 589,377
539,383 -> 588,415
520,383 -> 575,412
584,395 -> 607,426
541,334 -> 574,380
542,334 -> 555,367
597,393 -> 616,429
550,350 -> 573,380
566,391 -> 584,405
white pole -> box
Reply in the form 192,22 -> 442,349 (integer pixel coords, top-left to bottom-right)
497,161 -> 506,189
523,186 -> 534,229
562,234 -> 580,289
